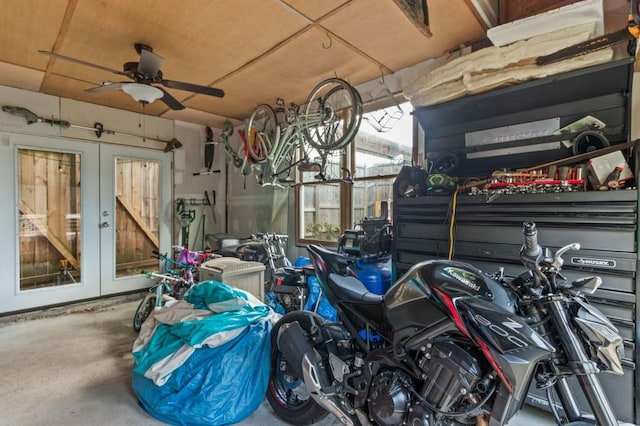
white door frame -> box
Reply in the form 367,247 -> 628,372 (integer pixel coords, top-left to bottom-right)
0,133 -> 173,313
0,132 -> 100,313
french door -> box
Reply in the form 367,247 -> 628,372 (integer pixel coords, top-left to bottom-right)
0,133 -> 171,313
99,144 -> 171,295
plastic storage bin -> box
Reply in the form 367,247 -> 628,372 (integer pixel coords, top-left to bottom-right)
198,257 -> 266,301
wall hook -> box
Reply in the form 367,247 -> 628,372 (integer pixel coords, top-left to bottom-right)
322,32 -> 332,49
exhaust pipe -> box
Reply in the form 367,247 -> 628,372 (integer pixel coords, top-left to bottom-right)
277,321 -> 321,378
277,321 -> 356,426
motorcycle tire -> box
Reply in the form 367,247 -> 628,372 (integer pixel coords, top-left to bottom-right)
133,296 -> 156,332
266,311 -> 329,425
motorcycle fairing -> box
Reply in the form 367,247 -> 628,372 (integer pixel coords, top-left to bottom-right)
454,297 -> 554,402
456,298 -> 555,355
571,296 -> 625,375
484,343 -> 553,426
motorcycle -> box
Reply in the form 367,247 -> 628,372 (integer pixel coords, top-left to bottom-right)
267,222 -> 626,425
270,264 -> 313,312
270,216 -> 394,315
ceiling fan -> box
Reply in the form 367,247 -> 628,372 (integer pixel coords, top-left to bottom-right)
39,43 -> 225,110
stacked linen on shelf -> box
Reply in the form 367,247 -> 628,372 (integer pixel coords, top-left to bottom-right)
132,280 -> 280,425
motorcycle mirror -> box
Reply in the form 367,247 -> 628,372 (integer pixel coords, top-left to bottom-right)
569,276 -> 602,295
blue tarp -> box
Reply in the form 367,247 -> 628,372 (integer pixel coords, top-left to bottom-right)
132,280 -> 273,425
304,275 -> 338,322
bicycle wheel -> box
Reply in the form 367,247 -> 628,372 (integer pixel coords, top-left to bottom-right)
133,295 -> 156,331
302,78 -> 362,151
247,104 -> 278,162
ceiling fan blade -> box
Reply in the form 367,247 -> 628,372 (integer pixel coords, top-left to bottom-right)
138,49 -> 164,77
158,87 -> 185,110
161,79 -> 225,98
39,50 -> 125,76
85,82 -> 126,93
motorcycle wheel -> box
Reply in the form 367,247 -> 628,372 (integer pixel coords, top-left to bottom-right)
132,296 -> 156,332
266,311 -> 329,425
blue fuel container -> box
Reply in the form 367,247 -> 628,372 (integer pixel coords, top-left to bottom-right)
350,257 -> 392,295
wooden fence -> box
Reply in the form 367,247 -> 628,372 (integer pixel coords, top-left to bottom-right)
19,149 -> 81,289
114,158 -> 159,276
18,150 -> 160,288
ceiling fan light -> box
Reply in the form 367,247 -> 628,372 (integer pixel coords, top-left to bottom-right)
121,83 -> 163,103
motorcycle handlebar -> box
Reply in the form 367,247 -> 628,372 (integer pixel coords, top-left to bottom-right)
521,222 -> 542,259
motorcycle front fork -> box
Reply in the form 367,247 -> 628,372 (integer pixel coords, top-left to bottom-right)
547,299 -> 618,426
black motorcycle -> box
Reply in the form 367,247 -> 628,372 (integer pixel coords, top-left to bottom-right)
266,222 -> 625,425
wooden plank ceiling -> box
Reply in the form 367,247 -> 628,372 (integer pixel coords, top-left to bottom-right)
0,0 -> 487,127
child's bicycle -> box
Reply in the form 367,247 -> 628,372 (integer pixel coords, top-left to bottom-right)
132,272 -> 189,331
132,247 -> 218,331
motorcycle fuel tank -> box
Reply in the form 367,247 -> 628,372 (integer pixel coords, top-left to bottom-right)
384,260 -> 515,335
386,260 -> 497,304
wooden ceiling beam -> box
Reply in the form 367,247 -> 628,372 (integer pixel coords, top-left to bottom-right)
313,0 -> 357,22
316,25 -> 395,76
274,0 -> 314,24
40,0 -> 79,91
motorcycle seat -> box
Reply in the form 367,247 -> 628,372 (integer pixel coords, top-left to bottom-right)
328,273 -> 383,304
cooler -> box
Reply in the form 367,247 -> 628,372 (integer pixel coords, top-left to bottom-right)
198,257 -> 266,301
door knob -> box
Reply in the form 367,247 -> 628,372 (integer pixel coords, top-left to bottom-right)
100,222 -> 110,228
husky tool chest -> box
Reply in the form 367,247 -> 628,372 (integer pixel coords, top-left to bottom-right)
395,59 -> 638,423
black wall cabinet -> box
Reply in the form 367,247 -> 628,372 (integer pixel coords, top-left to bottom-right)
413,58 -> 634,177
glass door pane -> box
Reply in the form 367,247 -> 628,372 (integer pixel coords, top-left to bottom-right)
114,158 -> 160,277
99,143 -> 171,296
18,148 -> 81,290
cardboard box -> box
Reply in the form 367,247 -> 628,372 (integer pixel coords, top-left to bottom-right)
586,150 -> 633,188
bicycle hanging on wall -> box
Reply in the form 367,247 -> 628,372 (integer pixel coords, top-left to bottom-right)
244,77 -> 363,187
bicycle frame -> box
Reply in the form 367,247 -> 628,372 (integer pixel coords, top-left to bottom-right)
247,78 -> 362,187
152,247 -> 214,286
143,271 -> 186,308
254,110 -> 333,187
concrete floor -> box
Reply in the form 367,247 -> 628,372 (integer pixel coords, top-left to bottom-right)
0,298 -> 555,426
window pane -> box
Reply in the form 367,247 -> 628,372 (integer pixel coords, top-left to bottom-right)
352,178 -> 394,225
299,182 -> 341,242
351,101 -> 413,225
300,149 -> 343,183
18,149 -> 81,290
296,100 -> 414,244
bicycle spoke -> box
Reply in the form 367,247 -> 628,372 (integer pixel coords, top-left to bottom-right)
303,78 -> 362,151
321,118 -> 340,148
